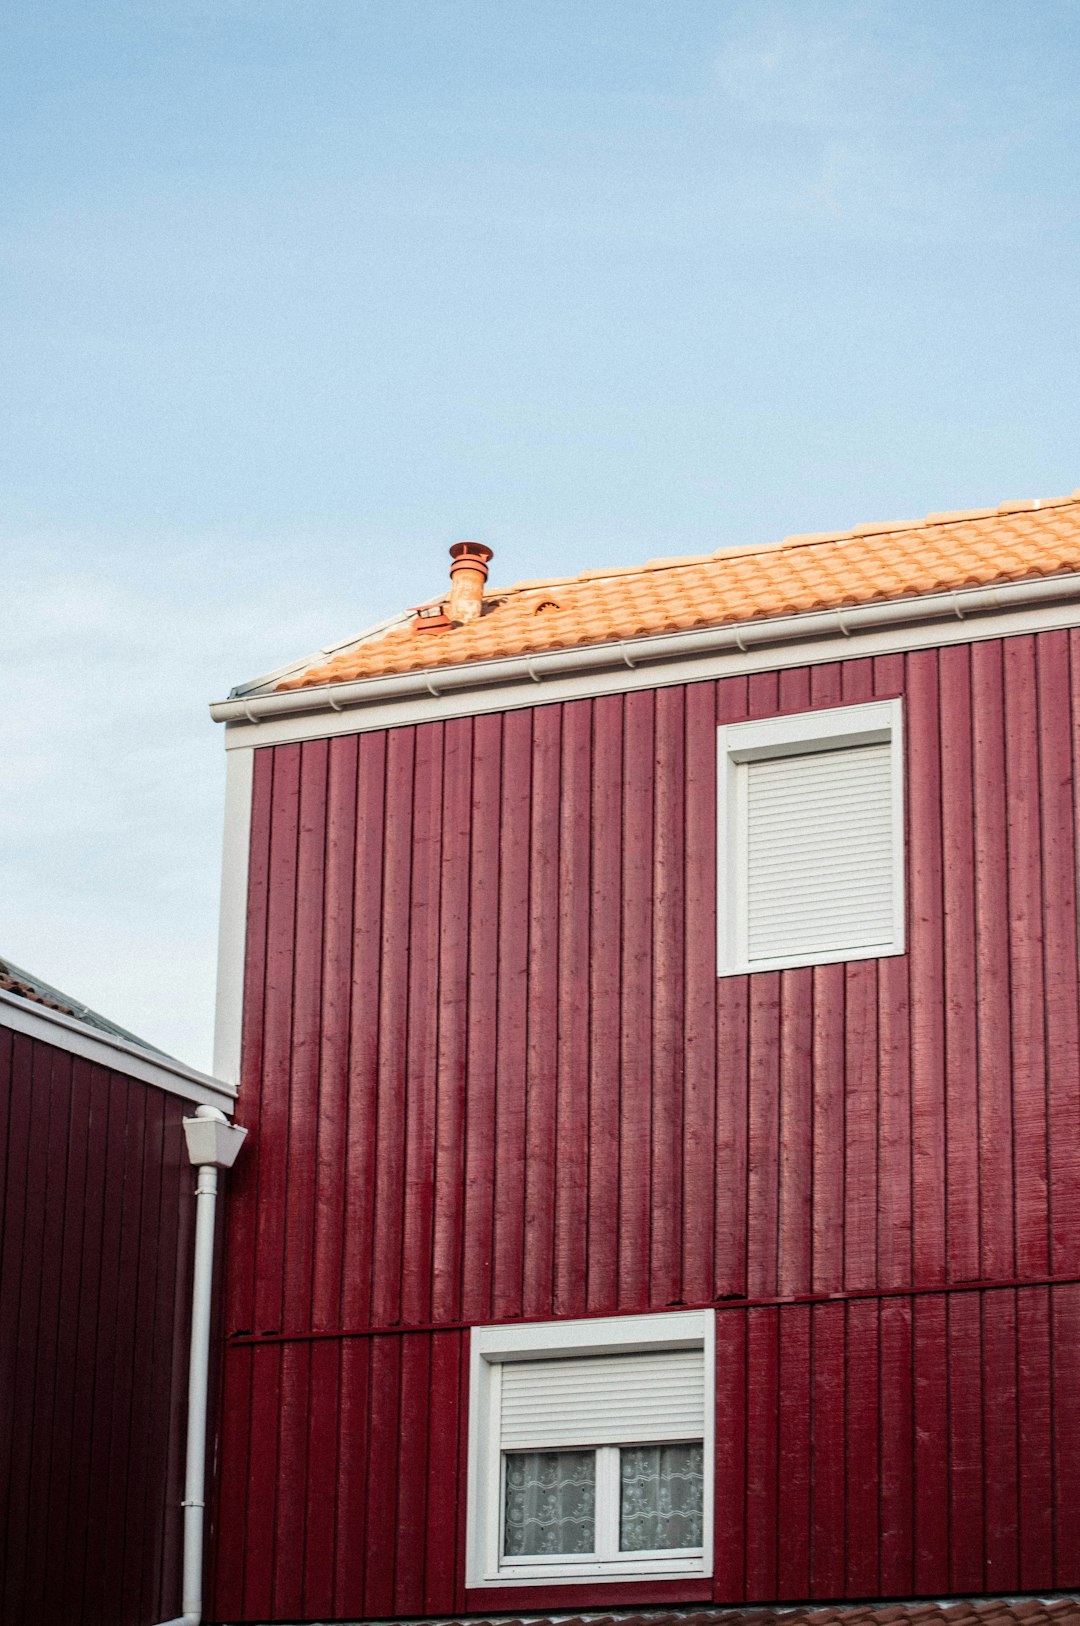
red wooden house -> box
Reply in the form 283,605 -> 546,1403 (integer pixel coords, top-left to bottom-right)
207,494 -> 1080,1623
0,956 -> 238,1626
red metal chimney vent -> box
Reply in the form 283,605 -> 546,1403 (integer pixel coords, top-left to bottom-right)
412,602 -> 453,633
447,541 -> 493,624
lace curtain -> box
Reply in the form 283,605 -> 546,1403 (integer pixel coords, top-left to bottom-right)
503,1450 -> 596,1556
620,1442 -> 704,1551
503,1442 -> 704,1558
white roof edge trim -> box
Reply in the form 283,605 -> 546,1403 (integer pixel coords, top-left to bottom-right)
210,570 -> 1080,729
0,987 -> 237,1110
228,607 -> 420,698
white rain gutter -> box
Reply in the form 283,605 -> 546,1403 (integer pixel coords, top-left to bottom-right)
154,1106 -> 247,1626
208,572 -> 1080,728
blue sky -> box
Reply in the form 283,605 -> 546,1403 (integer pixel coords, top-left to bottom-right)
3,0 -> 1079,1067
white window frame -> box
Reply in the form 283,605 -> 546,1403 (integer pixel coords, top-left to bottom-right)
466,1309 -> 715,1588
717,698 -> 905,977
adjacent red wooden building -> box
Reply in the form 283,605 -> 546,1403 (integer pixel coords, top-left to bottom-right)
207,497 -> 1080,1621
0,959 -> 236,1626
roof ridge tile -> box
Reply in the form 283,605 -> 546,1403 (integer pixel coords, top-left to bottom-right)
490,491 -> 1080,595
846,518 -> 930,537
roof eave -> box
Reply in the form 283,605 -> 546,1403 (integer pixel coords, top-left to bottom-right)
228,607 -> 420,699
209,569 -> 1080,731
0,986 -> 236,1110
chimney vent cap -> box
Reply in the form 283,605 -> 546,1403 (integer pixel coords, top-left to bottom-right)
449,540 -> 494,565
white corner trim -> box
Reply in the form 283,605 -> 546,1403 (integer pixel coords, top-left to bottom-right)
212,744 -> 254,1087
0,987 -> 236,1110
466,1309 -> 715,1590
209,572 -> 1080,751
717,698 -> 905,976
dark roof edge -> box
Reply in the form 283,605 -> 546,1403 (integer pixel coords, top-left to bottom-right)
0,954 -> 169,1053
0,985 -> 236,1108
362,1595 -> 1080,1626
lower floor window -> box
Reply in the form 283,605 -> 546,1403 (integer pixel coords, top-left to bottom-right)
503,1441 -> 704,1560
468,1309 -> 714,1587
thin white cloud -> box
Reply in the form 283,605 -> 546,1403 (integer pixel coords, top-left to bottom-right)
706,1 -> 1075,241
1,541 -> 356,1070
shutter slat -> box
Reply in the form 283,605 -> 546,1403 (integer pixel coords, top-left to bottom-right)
500,1349 -> 704,1449
745,741 -> 894,961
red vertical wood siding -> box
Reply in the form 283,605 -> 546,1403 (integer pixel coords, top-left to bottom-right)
0,1031 -> 193,1626
215,632 -> 1080,1617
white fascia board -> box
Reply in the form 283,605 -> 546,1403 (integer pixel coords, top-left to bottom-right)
0,987 -> 236,1111
212,744 -> 254,1087
210,573 -> 1080,751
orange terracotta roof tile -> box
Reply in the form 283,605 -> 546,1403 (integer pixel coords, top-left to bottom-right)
415,1601 -> 1080,1626
274,493 -> 1080,692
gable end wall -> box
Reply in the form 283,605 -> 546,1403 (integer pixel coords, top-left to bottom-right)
211,631 -> 1080,1619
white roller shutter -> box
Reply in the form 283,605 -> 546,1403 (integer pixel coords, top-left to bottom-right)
744,740 -> 894,962
500,1349 -> 704,1450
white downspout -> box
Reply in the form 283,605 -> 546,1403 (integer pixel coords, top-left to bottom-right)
155,1104 -> 247,1626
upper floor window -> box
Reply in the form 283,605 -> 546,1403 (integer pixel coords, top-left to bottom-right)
717,698 -> 905,976
467,1309 -> 714,1588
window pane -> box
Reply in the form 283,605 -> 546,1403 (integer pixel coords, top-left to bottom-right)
503,1450 -> 595,1556
620,1442 -> 704,1551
